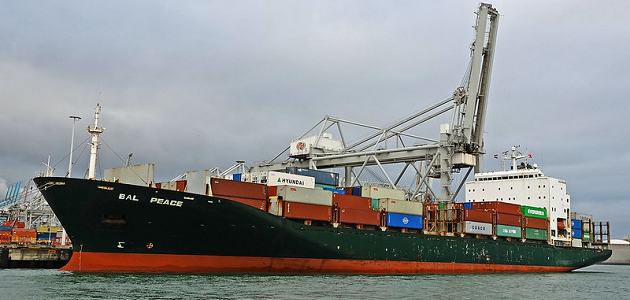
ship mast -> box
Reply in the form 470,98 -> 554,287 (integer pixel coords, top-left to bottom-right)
87,104 -> 104,179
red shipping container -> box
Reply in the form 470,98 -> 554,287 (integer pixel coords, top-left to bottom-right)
283,202 -> 332,222
496,213 -> 522,227
12,228 -> 36,238
332,194 -> 371,210
464,209 -> 493,223
218,196 -> 266,211
176,180 -> 187,192
211,178 -> 267,200
268,186 -> 278,197
524,217 -> 548,229
339,208 -> 381,226
557,221 -> 566,230
16,222 -> 25,228
471,201 -> 521,215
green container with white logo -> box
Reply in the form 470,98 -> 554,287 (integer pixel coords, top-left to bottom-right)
496,224 -> 522,238
583,232 -> 591,242
521,205 -> 547,219
525,228 -> 547,240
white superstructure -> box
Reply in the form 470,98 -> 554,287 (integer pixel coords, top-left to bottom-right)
465,146 -> 571,245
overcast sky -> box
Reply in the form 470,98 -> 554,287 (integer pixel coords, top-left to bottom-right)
1,1 -> 628,238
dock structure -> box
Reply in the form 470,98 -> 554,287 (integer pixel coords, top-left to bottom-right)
0,245 -> 72,269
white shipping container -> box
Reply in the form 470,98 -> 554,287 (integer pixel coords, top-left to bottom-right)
268,197 -> 282,216
267,171 -> 315,189
186,170 -> 213,195
361,186 -> 405,200
571,239 -> 583,248
570,212 -> 593,222
378,199 -> 423,215
464,221 -> 493,235
276,185 -> 332,206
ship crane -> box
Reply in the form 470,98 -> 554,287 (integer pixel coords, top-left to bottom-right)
250,3 -> 499,203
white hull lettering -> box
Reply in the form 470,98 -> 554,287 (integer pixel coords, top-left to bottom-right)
119,193 -> 139,201
150,197 -> 183,207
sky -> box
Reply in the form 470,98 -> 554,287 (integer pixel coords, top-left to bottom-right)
1,1 -> 628,237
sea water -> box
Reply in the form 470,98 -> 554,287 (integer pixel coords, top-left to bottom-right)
1,265 -> 628,300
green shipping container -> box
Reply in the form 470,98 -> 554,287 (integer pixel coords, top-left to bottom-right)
371,199 -> 379,210
521,205 -> 547,219
439,203 -> 444,210
583,232 -> 591,242
525,228 -> 547,240
496,224 -> 521,238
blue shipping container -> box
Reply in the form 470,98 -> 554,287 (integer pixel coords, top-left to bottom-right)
571,219 -> 582,230
571,229 -> 582,239
463,202 -> 473,210
286,167 -> 339,187
233,174 -> 242,181
0,225 -> 12,231
352,186 -> 362,196
387,213 -> 423,229
323,187 -> 345,194
37,232 -> 56,239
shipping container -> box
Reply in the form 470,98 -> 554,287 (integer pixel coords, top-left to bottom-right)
268,197 -> 282,216
571,239 -> 583,248
351,186 -> 362,196
268,186 -> 277,197
524,217 -> 547,230
276,185 -> 333,206
583,232 -> 591,242
37,232 -> 57,240
570,212 -> 593,222
557,220 -> 566,230
378,199 -> 423,215
267,171 -> 316,189
323,187 -> 345,194
233,174 -> 242,181
0,225 -> 11,231
210,177 -> 267,200
521,205 -> 547,219
471,201 -> 521,215
332,194 -> 371,210
371,199 -> 379,210
283,202 -> 332,222
386,213 -> 423,229
463,202 -> 473,210
571,219 -> 582,230
361,186 -> 405,200
316,183 -> 336,189
15,221 -> 25,228
339,208 -> 381,226
36,227 -> 63,233
571,229 -> 582,239
464,221 -> 493,235
525,228 -> 547,240
286,167 -> 340,187
496,213 -> 522,227
496,224 -> 521,238
463,209 -> 493,223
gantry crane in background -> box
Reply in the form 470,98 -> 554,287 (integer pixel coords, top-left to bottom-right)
250,3 -> 499,203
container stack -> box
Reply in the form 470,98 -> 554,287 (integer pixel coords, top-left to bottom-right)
521,205 -> 548,241
210,178 -> 267,211
332,193 -> 380,227
571,212 -> 593,244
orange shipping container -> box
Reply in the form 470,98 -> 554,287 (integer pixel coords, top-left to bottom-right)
332,194 -> 371,210
211,178 -> 267,200
464,209 -> 493,223
339,208 -> 381,226
524,216 -> 548,229
471,201 -> 521,215
496,213 -> 522,227
283,202 -> 332,222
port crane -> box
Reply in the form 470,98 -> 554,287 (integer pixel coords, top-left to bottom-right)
250,3 -> 499,203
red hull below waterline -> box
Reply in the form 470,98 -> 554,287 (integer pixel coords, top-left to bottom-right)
62,252 -> 575,274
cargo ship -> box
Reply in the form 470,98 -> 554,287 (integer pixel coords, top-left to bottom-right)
34,4 -> 611,273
